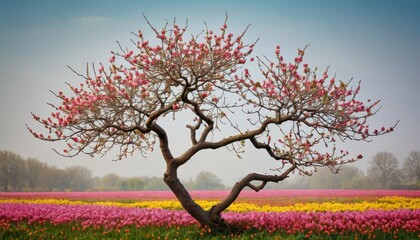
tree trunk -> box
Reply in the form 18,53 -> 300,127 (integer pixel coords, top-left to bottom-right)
163,163 -> 230,231
164,176 -> 225,228
163,161 -> 296,233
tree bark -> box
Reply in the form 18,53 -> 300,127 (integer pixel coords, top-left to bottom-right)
163,159 -> 296,232
208,165 -> 296,222
163,163 -> 224,229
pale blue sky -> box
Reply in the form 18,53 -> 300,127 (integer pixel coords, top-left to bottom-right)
0,0 -> 419,184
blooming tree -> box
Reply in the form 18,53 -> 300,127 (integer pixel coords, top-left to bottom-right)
28,16 -> 395,231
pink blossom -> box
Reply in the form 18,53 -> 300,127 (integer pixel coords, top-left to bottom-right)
172,103 -> 180,110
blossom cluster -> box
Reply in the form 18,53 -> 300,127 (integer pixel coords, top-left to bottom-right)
27,19 -> 255,159
27,17 -> 396,172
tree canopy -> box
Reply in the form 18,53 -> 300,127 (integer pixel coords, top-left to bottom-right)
28,16 -> 396,231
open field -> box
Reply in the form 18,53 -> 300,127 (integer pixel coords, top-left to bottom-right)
1,190 -> 419,239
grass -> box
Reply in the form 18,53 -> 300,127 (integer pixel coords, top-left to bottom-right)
1,221 -> 418,240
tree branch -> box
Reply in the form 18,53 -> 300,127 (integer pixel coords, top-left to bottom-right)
179,76 -> 215,143
209,165 -> 296,221
174,116 -> 285,166
186,118 -> 202,145
249,136 -> 291,161
246,180 -> 267,192
150,122 -> 174,163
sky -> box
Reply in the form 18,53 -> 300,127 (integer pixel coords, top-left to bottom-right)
0,0 -> 419,185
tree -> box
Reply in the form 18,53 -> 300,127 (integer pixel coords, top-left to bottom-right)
0,150 -> 25,191
293,165 -> 363,189
28,16 -> 395,231
403,151 -> 420,185
25,158 -> 46,189
308,167 -> 340,189
100,173 -> 121,191
118,177 -> 144,191
338,165 -> 365,189
368,152 -> 400,189
66,166 -> 93,191
193,171 -> 225,190
39,166 -> 68,191
9,157 -> 26,191
143,176 -> 169,191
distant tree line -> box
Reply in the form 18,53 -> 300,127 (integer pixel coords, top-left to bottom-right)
267,151 -> 420,190
0,150 -> 225,192
1,150 -> 419,192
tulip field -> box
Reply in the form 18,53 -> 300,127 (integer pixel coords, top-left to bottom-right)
1,190 -> 419,239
